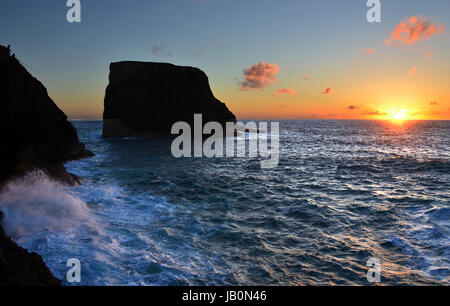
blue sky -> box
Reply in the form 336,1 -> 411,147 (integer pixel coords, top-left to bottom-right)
1,0 -> 449,119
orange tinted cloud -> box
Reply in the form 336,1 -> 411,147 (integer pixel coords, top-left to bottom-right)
322,87 -> 333,95
303,75 -> 310,80
385,15 -> 446,46
408,66 -> 417,77
366,111 -> 388,116
364,48 -> 375,54
430,100 -> 438,105
273,88 -> 299,96
240,62 -> 280,91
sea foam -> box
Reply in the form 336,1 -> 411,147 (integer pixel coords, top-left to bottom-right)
0,170 -> 90,239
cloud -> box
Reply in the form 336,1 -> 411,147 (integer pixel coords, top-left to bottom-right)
194,48 -> 205,57
347,105 -> 358,110
195,0 -> 208,5
151,42 -> 173,57
322,87 -> 333,95
240,62 -> 280,91
408,66 -> 417,77
303,75 -> 310,80
364,48 -> 375,55
385,15 -> 446,47
366,111 -> 388,116
273,88 -> 299,96
430,100 -> 438,105
424,50 -> 431,58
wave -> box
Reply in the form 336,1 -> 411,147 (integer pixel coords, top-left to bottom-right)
0,170 -> 91,239
0,170 -> 134,285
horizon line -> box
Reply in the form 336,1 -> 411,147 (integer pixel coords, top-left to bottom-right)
68,118 -> 450,121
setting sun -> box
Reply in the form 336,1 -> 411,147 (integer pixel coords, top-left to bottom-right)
390,109 -> 410,120
376,108 -> 415,121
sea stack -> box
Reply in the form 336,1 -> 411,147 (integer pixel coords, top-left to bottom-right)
103,62 -> 236,137
0,44 -> 93,285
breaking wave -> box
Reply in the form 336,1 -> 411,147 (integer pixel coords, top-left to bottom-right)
0,171 -> 90,239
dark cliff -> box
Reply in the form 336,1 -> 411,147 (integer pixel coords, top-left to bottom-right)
103,62 -> 236,137
0,45 -> 92,285
0,45 -> 93,185
0,211 -> 60,286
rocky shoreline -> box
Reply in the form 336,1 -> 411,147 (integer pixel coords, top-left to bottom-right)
0,210 -> 61,286
0,45 -> 93,285
0,46 -> 236,285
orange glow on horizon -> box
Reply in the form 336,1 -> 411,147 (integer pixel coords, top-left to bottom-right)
377,108 -> 413,121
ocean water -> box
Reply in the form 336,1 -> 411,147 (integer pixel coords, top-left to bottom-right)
0,120 -> 449,285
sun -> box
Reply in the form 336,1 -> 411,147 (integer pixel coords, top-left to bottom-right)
391,109 -> 410,120
379,108 -> 412,121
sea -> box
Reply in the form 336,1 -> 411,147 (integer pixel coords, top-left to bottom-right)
0,120 -> 448,285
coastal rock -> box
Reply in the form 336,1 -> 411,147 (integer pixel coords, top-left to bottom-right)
0,211 -> 60,286
0,44 -> 92,285
0,45 -> 93,186
103,62 -> 236,137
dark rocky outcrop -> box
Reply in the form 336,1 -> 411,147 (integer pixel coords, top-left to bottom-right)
0,44 -> 92,285
0,211 -> 60,286
0,45 -> 93,186
103,62 -> 236,137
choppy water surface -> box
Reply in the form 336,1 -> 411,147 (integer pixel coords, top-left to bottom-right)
1,120 -> 448,285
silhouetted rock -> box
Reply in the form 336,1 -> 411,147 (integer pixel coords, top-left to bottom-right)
0,45 -> 93,186
103,62 -> 236,137
0,44 -> 93,286
0,221 -> 61,286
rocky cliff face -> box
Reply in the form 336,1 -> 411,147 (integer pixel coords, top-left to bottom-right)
103,62 -> 236,137
0,45 -> 93,185
0,45 -> 92,285
0,211 -> 60,286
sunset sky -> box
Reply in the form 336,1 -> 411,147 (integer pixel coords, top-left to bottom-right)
1,0 -> 449,120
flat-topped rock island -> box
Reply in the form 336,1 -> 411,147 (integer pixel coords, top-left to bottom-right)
103,62 -> 236,138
